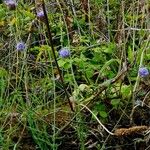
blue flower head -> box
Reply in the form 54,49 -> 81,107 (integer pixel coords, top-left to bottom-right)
16,42 -> 26,51
5,0 -> 17,10
138,67 -> 149,77
59,48 -> 70,58
37,10 -> 45,21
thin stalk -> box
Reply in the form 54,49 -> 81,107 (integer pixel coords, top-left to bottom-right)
106,0 -> 110,41
56,0 -> 78,88
41,0 -> 74,112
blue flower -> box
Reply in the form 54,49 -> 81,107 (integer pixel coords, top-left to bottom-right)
5,0 -> 17,10
138,67 -> 149,77
16,42 -> 26,51
37,10 -> 45,21
59,48 -> 70,58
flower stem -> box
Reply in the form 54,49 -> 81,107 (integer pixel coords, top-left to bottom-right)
41,0 -> 74,112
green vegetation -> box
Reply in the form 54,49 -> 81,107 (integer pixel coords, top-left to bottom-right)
0,0 -> 150,149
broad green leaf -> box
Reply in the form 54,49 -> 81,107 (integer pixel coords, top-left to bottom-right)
99,111 -> 108,118
111,99 -> 120,106
63,62 -> 71,69
58,59 -> 66,67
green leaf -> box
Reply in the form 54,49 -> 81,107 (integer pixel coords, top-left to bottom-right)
128,46 -> 134,63
99,111 -> 108,118
111,99 -> 120,106
85,68 -> 94,78
121,85 -> 131,99
92,51 -> 105,63
95,103 -> 106,111
58,59 -> 66,67
0,68 -> 8,78
102,43 -> 116,54
63,62 -> 71,69
146,54 -> 150,61
64,74 -> 74,84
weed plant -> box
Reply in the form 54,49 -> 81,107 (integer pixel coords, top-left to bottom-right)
0,0 -> 150,150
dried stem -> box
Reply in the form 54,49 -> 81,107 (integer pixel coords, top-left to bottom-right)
41,0 -> 74,112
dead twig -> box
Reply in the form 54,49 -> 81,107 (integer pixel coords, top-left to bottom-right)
114,126 -> 149,136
